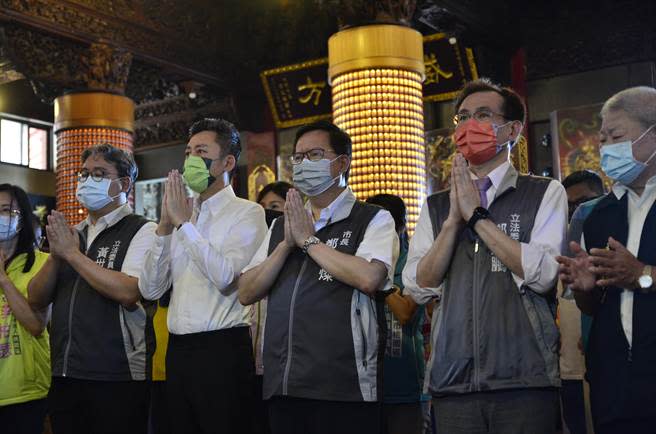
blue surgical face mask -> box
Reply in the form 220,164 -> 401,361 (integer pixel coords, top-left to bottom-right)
76,177 -> 126,211
292,157 -> 343,197
600,124 -> 656,185
0,214 -> 20,241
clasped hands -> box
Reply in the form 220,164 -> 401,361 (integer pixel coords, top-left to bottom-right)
46,211 -> 80,261
446,153 -> 483,227
158,170 -> 193,234
281,189 -> 315,251
556,237 -> 645,292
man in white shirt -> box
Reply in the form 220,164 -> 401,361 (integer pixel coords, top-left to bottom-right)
403,78 -> 567,434
558,87 -> 656,434
28,144 -> 157,434
239,121 -> 397,434
139,118 -> 267,434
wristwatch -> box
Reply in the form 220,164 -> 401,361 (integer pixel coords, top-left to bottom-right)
302,235 -> 321,254
467,207 -> 490,231
638,265 -> 654,292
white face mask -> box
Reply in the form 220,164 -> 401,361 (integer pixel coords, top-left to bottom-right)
292,157 -> 343,197
76,178 -> 126,211
0,214 -> 20,241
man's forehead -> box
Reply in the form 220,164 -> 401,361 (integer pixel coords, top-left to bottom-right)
458,91 -> 504,112
83,155 -> 114,170
189,131 -> 219,147
296,130 -> 332,152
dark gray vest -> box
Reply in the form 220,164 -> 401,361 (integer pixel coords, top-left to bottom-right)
263,201 -> 384,402
50,214 -> 152,381
427,175 -> 560,395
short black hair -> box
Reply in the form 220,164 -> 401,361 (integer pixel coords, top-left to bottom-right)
454,78 -> 526,125
294,120 -> 352,181
256,181 -> 292,204
365,193 -> 406,232
0,184 -> 36,273
294,120 -> 352,157
81,144 -> 138,190
562,170 -> 605,195
189,118 -> 241,177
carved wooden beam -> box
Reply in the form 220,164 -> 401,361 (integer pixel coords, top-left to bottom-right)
0,0 -> 223,86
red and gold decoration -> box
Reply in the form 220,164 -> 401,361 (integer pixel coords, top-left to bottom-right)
550,103 -> 610,189
329,24 -> 426,232
54,92 -> 134,225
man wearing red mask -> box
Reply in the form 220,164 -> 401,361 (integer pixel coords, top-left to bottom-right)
403,78 -> 568,434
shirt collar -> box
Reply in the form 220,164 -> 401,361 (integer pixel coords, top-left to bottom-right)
77,203 -> 132,231
611,175 -> 656,200
469,160 -> 512,190
198,184 -> 236,215
305,187 -> 356,225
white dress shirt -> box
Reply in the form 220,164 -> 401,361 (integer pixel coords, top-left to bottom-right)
139,185 -> 268,335
404,162 -> 568,303
243,187 -> 398,291
77,203 -> 158,278
580,176 -> 656,347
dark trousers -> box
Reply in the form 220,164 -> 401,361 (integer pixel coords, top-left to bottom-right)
149,381 -> 171,434
0,398 -> 47,434
252,375 -> 270,434
48,377 -> 149,434
166,327 -> 254,434
432,388 -> 559,434
268,396 -> 380,434
561,380 -> 587,434
382,402 -> 423,434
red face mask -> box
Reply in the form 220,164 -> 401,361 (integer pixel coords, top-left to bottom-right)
454,119 -> 506,166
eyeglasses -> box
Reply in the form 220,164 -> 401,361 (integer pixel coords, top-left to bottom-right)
290,148 -> 336,165
453,108 -> 507,126
0,209 -> 21,218
77,169 -> 119,183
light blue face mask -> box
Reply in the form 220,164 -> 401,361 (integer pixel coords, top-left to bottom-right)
0,214 -> 20,241
600,124 -> 656,185
292,157 -> 343,197
76,177 -> 127,211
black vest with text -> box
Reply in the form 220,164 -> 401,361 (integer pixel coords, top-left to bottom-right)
263,201 -> 385,402
50,214 -> 152,381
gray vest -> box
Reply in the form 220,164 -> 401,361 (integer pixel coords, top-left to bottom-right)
263,201 -> 384,402
427,174 -> 560,395
50,214 -> 153,381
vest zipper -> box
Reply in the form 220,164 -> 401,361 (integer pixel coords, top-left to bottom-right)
62,277 -> 81,377
282,258 -> 308,395
356,292 -> 367,369
472,237 -> 481,391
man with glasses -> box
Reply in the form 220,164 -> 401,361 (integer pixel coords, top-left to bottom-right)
139,118 -> 267,434
28,143 -> 157,434
403,78 -> 567,434
239,120 -> 397,434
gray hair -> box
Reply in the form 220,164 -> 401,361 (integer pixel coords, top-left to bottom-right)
601,86 -> 656,129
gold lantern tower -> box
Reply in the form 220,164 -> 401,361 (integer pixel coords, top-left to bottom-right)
329,24 -> 426,232
54,92 -> 135,225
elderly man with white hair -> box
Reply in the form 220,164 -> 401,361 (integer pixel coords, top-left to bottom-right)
558,86 -> 656,434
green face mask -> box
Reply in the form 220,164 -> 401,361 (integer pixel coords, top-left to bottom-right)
183,155 -> 217,193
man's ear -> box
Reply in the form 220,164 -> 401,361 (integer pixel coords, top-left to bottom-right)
223,154 -> 236,175
120,177 -> 131,193
510,121 -> 524,142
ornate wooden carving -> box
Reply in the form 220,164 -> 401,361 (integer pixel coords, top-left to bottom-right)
134,91 -> 236,149
319,0 -> 417,28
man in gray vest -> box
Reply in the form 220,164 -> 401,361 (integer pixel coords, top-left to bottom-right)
239,120 -> 397,434
28,144 -> 157,434
403,78 -> 567,434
